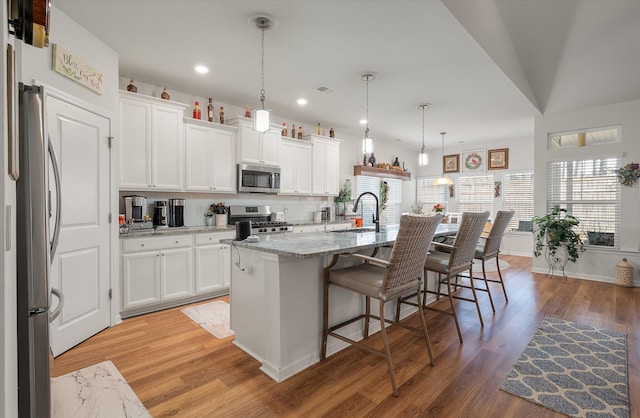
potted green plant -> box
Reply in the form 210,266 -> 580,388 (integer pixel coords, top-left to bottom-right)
532,205 -> 584,263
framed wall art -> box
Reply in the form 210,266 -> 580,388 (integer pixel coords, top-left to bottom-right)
488,148 -> 509,170
443,154 -> 460,173
462,149 -> 486,172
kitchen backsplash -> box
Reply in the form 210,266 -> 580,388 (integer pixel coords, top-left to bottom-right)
119,192 -> 333,227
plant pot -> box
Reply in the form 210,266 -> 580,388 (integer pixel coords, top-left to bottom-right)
215,214 -> 227,227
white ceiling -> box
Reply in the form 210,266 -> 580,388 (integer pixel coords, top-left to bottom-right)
54,0 -> 640,151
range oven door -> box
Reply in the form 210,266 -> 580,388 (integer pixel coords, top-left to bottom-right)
237,164 -> 280,193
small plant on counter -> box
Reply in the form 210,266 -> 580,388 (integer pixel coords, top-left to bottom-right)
214,202 -> 228,214
433,203 -> 445,213
411,204 -> 424,215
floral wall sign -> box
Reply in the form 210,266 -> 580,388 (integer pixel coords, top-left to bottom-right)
616,162 -> 640,186
52,44 -> 104,94
461,149 -> 486,172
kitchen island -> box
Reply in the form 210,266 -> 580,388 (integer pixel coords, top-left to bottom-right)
230,224 -> 458,382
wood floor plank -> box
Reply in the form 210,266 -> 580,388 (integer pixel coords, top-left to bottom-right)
50,256 -> 640,417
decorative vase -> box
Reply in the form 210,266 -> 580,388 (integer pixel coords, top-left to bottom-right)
215,214 -> 227,227
205,217 -> 213,226
161,87 -> 170,100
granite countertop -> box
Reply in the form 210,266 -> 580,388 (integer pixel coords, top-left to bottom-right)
119,225 -> 236,239
230,224 -> 459,259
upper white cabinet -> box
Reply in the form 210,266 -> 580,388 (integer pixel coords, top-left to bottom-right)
119,91 -> 188,191
279,138 -> 312,195
228,116 -> 281,166
306,134 -> 341,196
184,119 -> 237,193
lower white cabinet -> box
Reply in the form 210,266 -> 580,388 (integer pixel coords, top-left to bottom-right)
121,231 -> 234,317
195,234 -> 232,294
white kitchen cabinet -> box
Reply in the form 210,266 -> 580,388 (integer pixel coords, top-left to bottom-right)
279,138 -> 312,195
293,224 -> 325,233
119,91 -> 188,191
325,222 -> 351,231
121,235 -> 193,313
305,134 -> 341,196
184,119 -> 237,193
194,232 -> 234,294
229,116 -> 281,166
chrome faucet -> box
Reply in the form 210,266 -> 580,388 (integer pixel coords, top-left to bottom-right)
353,192 -> 380,232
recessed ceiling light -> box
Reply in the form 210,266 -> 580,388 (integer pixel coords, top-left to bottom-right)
360,119 -> 367,125
195,65 -> 209,74
297,98 -> 307,105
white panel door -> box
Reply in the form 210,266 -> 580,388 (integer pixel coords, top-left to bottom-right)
152,106 -> 183,190
260,128 -> 281,166
46,94 -> 111,357
295,143 -> 312,194
238,123 -> 262,164
121,251 -> 161,310
279,140 -> 296,194
325,140 -> 340,195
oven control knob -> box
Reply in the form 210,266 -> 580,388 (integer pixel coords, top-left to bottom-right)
271,227 -> 276,232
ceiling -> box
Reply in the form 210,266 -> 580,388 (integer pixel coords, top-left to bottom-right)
54,0 -> 640,151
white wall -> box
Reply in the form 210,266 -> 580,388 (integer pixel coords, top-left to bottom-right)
533,99 -> 640,285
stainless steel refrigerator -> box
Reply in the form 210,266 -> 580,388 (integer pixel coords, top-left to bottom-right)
16,83 -> 62,418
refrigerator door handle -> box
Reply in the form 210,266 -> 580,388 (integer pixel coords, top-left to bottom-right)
48,137 -> 62,259
49,287 -> 64,322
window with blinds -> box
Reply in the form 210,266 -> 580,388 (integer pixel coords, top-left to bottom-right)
416,177 -> 448,213
547,157 -> 620,247
356,176 -> 402,227
503,172 -> 534,231
458,175 -> 493,215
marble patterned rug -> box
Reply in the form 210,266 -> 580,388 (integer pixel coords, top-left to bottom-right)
52,360 -> 150,418
181,300 -> 235,339
500,317 -> 629,418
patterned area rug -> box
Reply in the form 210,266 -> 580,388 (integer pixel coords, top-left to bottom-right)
52,360 -> 150,418
181,300 -> 235,339
500,317 -> 629,418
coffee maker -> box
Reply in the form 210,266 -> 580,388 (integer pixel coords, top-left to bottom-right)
123,195 -> 147,222
153,201 -> 168,229
168,198 -> 185,227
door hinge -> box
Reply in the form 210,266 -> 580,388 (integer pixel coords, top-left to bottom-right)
108,289 -> 112,299
108,213 -> 112,223
108,136 -> 114,148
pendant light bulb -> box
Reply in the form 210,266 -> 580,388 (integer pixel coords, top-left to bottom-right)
434,131 -> 453,186
418,104 -> 430,166
362,73 -> 375,154
252,16 -> 273,133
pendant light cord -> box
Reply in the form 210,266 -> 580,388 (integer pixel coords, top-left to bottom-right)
421,106 -> 425,151
365,76 -> 370,138
441,132 -> 446,175
259,24 -> 266,109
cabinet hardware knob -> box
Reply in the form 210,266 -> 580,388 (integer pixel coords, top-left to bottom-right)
141,243 -> 145,247
175,241 -> 179,244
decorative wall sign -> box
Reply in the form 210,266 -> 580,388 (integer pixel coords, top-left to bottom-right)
443,154 -> 460,173
52,44 -> 103,94
462,149 -> 486,172
488,148 -> 509,170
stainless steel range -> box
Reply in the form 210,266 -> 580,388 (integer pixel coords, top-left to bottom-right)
228,205 -> 293,234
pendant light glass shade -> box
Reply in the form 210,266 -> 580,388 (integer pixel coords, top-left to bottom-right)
434,131 -> 453,186
418,104 -> 429,166
253,17 -> 272,133
362,74 -> 375,154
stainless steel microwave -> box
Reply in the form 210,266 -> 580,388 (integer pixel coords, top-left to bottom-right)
237,163 -> 280,193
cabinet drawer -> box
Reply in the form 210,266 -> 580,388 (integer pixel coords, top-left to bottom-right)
122,235 -> 193,253
195,231 -> 236,246
293,224 -> 325,233
325,223 -> 351,231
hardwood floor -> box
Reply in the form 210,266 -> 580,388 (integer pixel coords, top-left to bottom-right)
50,255 -> 639,417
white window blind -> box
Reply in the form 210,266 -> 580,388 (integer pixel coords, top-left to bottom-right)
547,158 -> 620,247
458,175 -> 493,215
416,177 -> 447,213
356,176 -> 402,227
503,172 -> 534,231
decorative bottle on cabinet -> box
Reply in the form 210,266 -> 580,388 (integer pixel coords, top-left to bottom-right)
161,87 -> 170,100
245,105 -> 252,118
281,123 -> 287,137
317,123 -> 321,135
219,106 -> 224,124
291,125 -> 296,138
193,102 -> 201,119
298,125 -> 303,139
207,98 -> 214,122
126,79 -> 137,93
329,128 -> 335,138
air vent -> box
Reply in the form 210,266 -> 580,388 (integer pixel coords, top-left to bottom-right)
315,86 -> 334,95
